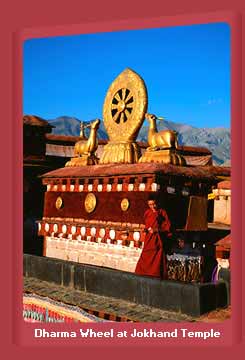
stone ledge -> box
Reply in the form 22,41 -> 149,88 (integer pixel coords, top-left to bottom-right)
23,254 -> 228,317
23,277 -> 193,322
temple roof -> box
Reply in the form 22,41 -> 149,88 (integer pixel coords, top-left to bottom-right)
40,163 -> 230,181
23,115 -> 54,128
217,180 -> 231,189
45,133 -> 109,144
177,145 -> 212,155
44,134 -> 211,154
215,234 -> 231,248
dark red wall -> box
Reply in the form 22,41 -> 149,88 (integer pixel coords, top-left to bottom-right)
43,191 -> 189,229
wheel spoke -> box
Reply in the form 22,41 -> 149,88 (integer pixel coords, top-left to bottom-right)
112,88 -> 133,123
126,102 -> 134,111
125,96 -> 133,104
125,109 -> 132,118
114,93 -> 121,102
125,90 -> 131,103
113,111 -> 120,124
122,88 -> 127,101
120,112 -> 125,123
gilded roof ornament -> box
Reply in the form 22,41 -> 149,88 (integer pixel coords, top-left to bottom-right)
65,119 -> 100,167
100,68 -> 148,164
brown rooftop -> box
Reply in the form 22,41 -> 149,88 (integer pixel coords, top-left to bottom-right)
215,234 -> 231,248
45,133 -> 109,145
46,134 -> 81,143
23,115 -> 54,128
40,163 -> 230,181
45,134 -> 211,155
177,145 -> 212,155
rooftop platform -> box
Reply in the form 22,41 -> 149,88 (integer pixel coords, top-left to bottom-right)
40,163 -> 230,182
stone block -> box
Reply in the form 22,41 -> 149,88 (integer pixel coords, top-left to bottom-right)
180,283 -> 201,317
215,281 -> 228,308
134,276 -> 152,306
27,254 -> 63,285
218,268 -> 230,305
84,266 -> 138,302
149,280 -> 184,312
23,255 -> 229,317
73,263 -> 86,291
61,261 -> 73,287
199,283 -> 217,314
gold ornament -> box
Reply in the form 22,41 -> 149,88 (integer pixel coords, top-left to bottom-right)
55,196 -> 63,210
145,113 -> 179,150
84,193 -> 97,213
66,119 -> 100,167
139,113 -> 186,166
121,198 -> 130,211
100,68 -> 148,164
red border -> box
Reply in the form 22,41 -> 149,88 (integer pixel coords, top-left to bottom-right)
2,1 -> 243,358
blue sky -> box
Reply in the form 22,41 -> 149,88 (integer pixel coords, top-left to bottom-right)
23,22 -> 230,128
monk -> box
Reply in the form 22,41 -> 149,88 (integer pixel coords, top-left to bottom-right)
135,195 -> 172,279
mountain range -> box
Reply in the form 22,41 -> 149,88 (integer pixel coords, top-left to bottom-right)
48,116 -> 230,166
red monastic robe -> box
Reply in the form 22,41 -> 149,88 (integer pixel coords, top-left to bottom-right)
135,208 -> 171,279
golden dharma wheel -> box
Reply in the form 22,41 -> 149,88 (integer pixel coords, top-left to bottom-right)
103,68 -> 148,142
84,193 -> 97,213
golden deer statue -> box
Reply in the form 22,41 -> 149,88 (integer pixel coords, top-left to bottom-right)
74,118 -> 100,157
139,113 -> 186,165
66,118 -> 101,166
145,113 -> 178,150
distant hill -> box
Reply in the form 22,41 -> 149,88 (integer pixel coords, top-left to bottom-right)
48,116 -> 230,165
48,116 -> 109,140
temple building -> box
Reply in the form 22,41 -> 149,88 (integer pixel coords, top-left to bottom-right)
34,69 -> 230,280
23,119 -> 217,255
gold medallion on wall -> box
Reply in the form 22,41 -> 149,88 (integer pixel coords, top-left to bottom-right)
121,198 -> 130,212
84,193 -> 97,213
55,196 -> 63,210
